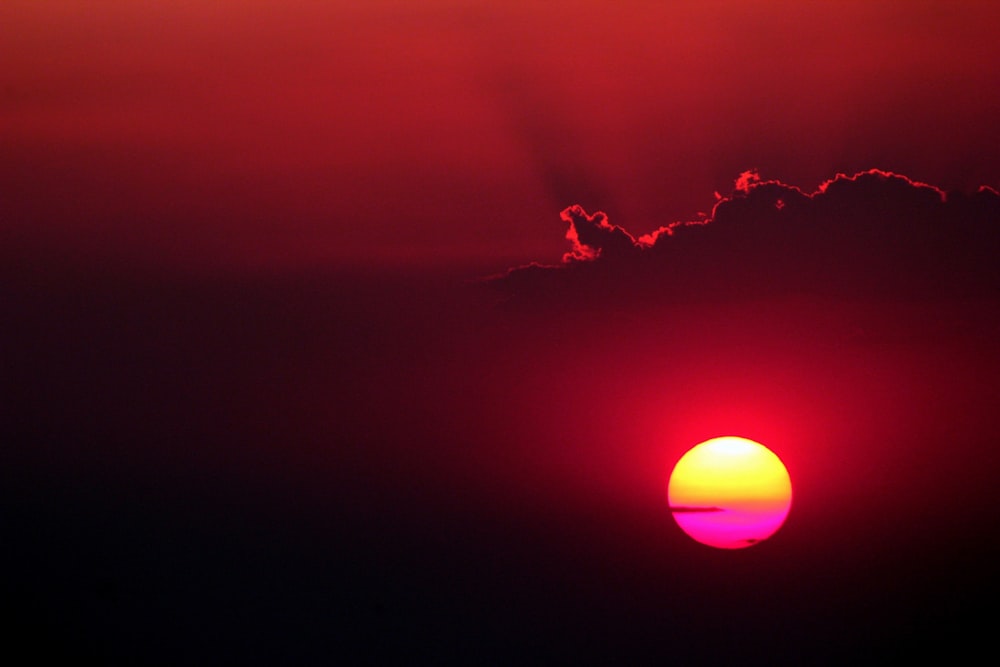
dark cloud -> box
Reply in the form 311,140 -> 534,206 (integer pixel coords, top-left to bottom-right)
561,205 -> 638,262
497,169 -> 1000,303
669,506 -> 724,513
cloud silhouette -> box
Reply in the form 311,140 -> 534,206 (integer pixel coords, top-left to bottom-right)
497,169 -> 1000,303
669,506 -> 725,513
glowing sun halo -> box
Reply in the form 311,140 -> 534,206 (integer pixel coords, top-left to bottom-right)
668,436 -> 792,549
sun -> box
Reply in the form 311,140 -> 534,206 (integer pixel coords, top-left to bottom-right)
668,436 -> 792,549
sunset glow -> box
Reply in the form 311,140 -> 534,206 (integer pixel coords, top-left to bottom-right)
669,437 -> 792,549
5,0 -> 999,661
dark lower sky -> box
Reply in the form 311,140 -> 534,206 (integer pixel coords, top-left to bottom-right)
4,1 -> 1000,663
5,271 -> 998,662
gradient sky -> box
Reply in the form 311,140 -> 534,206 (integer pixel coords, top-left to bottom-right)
4,1 -> 1000,271
5,2 -> 1000,663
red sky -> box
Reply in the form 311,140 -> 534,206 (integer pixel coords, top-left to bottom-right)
4,1 -> 1000,271
5,3 -> 1000,662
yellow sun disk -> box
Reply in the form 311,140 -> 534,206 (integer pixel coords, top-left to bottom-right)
668,437 -> 792,549
671,448 -> 789,505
